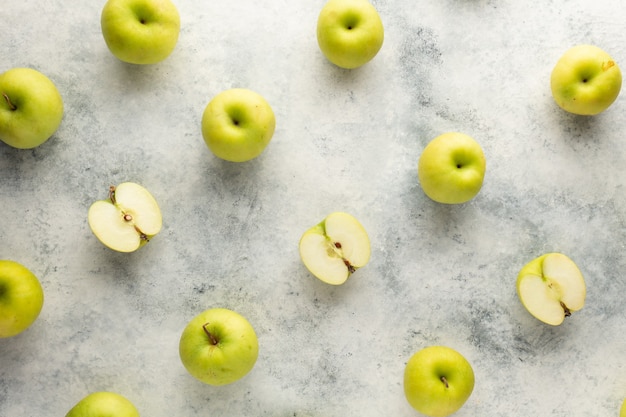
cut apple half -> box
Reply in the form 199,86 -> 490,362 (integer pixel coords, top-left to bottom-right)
88,182 -> 162,253
516,253 -> 586,326
299,212 -> 371,285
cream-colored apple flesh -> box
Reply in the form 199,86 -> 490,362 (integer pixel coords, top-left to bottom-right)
299,212 -> 370,285
88,182 -> 162,253
517,253 -> 586,326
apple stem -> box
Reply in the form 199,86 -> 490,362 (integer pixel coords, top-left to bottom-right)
108,185 -> 117,204
202,323 -> 219,345
440,376 -> 449,388
560,301 -> 572,317
2,93 -> 16,111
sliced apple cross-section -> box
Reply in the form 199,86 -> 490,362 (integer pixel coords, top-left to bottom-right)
516,253 -> 586,326
88,182 -> 162,253
299,212 -> 371,285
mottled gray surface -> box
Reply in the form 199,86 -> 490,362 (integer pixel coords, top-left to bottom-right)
2,0 -> 626,416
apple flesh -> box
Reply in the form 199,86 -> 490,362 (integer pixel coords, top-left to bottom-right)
101,0 -> 181,65
201,88 -> 276,162
0,260 -> 44,338
65,391 -> 139,417
316,0 -> 384,69
179,307 -> 259,386
404,346 -> 475,417
88,182 -> 162,253
0,68 -> 64,149
516,253 -> 586,326
418,132 -> 486,204
299,212 -> 371,285
550,44 -> 622,115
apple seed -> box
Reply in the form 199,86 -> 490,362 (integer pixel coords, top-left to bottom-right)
2,93 -> 16,111
202,322 -> 219,345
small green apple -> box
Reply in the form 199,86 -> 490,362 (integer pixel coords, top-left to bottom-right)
88,182 -> 162,253
299,212 -> 370,285
201,88 -> 276,162
550,44 -> 622,115
417,132 -> 486,204
65,391 -> 139,417
101,0 -> 181,65
404,346 -> 475,417
316,0 -> 384,69
0,260 -> 44,338
179,307 -> 259,386
0,68 -> 63,149
517,253 -> 586,326
620,398 -> 626,417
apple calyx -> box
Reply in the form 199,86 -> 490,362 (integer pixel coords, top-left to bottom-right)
331,241 -> 356,273
108,185 -> 149,243
2,93 -> 16,111
202,322 -> 219,346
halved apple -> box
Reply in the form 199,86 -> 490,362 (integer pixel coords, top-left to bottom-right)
298,212 -> 371,285
88,182 -> 162,253
516,253 -> 586,325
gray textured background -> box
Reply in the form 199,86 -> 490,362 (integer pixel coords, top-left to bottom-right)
2,0 -> 626,416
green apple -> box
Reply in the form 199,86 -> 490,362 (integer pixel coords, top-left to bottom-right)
299,212 -> 370,285
179,307 -> 259,386
620,398 -> 626,417
0,68 -> 63,149
201,88 -> 276,162
417,132 -> 486,204
0,260 -> 44,338
65,391 -> 139,417
550,44 -> 622,115
404,346 -> 475,417
88,182 -> 162,253
101,0 -> 180,65
316,0 -> 384,69
517,253 -> 586,326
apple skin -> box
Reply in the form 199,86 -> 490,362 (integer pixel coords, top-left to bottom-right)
101,0 -> 181,65
404,346 -> 475,417
201,88 -> 276,162
620,398 -> 626,417
550,44 -> 622,115
0,68 -> 64,149
65,391 -> 139,417
317,0 -> 384,69
0,260 -> 44,338
417,132 -> 486,204
179,307 -> 259,386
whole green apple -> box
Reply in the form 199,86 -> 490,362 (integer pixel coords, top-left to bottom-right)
201,88 -> 276,162
65,391 -> 139,417
0,68 -> 63,149
317,0 -> 384,69
101,0 -> 181,65
550,44 -> 622,115
0,260 -> 44,338
417,132 -> 486,204
404,346 -> 475,417
179,307 -> 259,386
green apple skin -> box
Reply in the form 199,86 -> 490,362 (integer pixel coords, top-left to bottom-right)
417,132 -> 486,204
404,346 -> 475,417
551,45 -> 622,115
65,391 -> 139,417
0,68 -> 63,149
201,88 -> 276,162
101,0 -> 181,65
620,398 -> 626,417
317,0 -> 384,69
179,308 -> 259,386
0,260 -> 44,338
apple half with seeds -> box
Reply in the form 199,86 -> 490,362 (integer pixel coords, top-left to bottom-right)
298,212 -> 370,285
516,253 -> 586,325
88,182 -> 162,253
